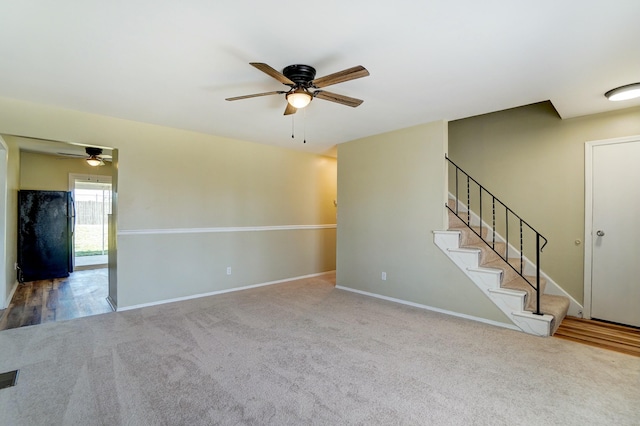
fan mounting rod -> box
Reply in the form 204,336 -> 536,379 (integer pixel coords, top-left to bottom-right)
85,147 -> 103,156
282,65 -> 316,87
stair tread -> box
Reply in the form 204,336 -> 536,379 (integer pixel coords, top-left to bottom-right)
540,294 -> 570,335
503,273 -> 547,288
464,240 -> 505,247
467,243 -> 507,265
481,259 -> 521,282
502,277 -> 537,292
539,294 -> 570,317
502,275 -> 548,309
448,221 -> 488,246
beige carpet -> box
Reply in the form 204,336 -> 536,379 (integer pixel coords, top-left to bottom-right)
0,273 -> 638,425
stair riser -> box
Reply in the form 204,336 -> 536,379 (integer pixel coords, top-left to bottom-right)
504,276 -> 548,309
448,250 -> 480,269
474,244 -> 506,265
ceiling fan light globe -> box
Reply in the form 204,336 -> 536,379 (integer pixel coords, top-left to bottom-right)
86,156 -> 102,167
286,90 -> 312,109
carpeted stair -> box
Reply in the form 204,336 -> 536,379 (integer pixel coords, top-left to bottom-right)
446,206 -> 569,335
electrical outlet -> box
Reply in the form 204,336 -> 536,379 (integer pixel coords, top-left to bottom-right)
226,267 -> 232,275
381,272 -> 387,281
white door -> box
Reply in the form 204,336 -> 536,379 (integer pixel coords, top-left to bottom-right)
589,138 -> 640,327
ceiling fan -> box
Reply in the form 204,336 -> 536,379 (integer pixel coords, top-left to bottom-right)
226,63 -> 370,115
54,147 -> 111,166
85,147 -> 106,166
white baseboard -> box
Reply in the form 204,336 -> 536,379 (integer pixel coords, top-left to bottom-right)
106,295 -> 117,312
117,271 -> 336,312
3,280 -> 19,309
335,285 -> 520,332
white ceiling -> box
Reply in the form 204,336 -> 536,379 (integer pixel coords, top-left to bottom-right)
1,1 -> 639,155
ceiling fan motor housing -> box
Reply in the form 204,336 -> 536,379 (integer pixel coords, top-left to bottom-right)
283,64 -> 316,86
85,147 -> 103,156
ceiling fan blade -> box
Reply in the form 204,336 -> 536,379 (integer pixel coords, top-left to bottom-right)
250,63 -> 295,86
284,103 -> 297,115
311,65 -> 369,89
225,91 -> 285,101
314,90 -> 364,107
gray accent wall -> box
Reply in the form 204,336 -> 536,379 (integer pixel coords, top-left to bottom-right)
449,102 -> 640,304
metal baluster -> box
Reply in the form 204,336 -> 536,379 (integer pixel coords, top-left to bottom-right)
492,197 -> 496,251
505,208 -> 509,259
479,188 -> 483,241
455,167 -> 459,214
535,234 -> 542,315
466,176 -> 470,225
519,219 -> 523,275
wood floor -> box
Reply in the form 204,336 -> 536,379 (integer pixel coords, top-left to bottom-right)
0,269 -> 113,331
554,316 -> 640,357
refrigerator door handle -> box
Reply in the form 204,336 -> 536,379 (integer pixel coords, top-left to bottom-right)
70,194 -> 76,236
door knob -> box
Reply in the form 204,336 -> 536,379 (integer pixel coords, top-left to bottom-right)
596,230 -> 605,237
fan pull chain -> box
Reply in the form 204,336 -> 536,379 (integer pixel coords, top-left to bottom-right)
289,110 -> 308,143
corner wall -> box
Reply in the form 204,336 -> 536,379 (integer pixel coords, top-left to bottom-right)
448,102 -> 640,304
337,121 -> 511,324
0,136 -> 20,307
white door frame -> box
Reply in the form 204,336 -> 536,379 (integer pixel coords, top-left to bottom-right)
68,173 -> 113,267
583,134 -> 640,319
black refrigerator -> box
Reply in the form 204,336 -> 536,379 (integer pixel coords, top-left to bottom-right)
18,190 -> 74,282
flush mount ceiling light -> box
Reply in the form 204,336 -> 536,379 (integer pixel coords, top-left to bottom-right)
605,83 -> 640,101
286,88 -> 312,109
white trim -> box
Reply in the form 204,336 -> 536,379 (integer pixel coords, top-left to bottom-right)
68,173 -> 112,191
4,280 -> 18,310
106,295 -> 117,311
118,224 -> 337,236
335,285 -> 520,332
0,138 -> 7,308
117,271 -> 335,312
583,134 -> 640,320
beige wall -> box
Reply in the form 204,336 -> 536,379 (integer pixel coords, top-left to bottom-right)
20,150 -> 114,191
0,96 -> 337,308
448,102 -> 640,304
337,121 -> 511,324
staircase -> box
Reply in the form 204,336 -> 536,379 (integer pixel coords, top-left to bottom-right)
434,200 -> 570,336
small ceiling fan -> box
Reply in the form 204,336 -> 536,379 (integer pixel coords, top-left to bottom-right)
85,147 -> 106,166
226,63 -> 370,115
54,146 -> 112,165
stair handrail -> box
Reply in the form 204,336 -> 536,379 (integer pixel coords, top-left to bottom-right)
446,155 -> 548,315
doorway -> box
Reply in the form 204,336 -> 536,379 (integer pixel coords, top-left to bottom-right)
584,135 -> 640,327
0,138 -> 8,309
69,175 -> 112,270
